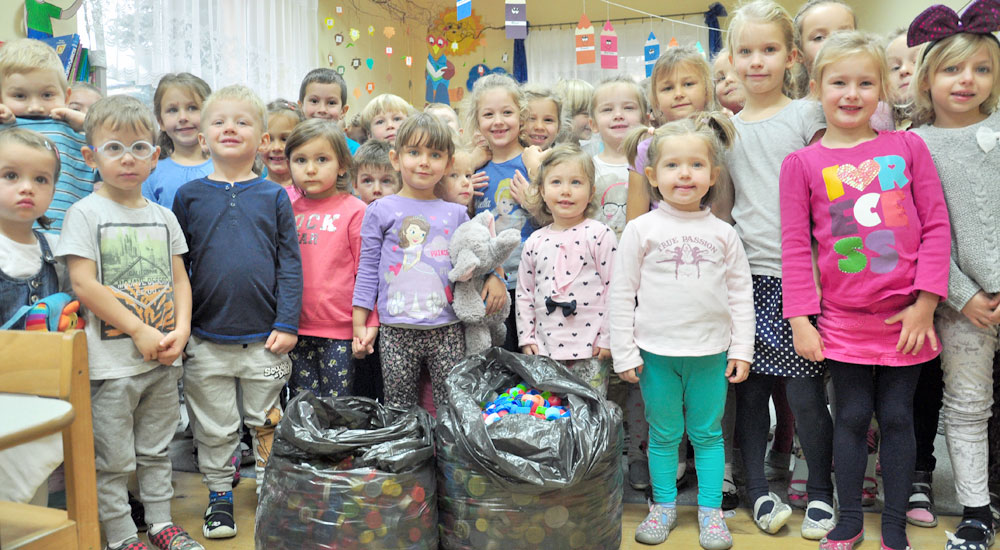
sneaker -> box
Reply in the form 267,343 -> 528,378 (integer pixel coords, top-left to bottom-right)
801,500 -> 837,540
147,524 -> 205,550
752,492 -> 792,534
203,498 -> 236,539
628,460 -> 650,491
635,503 -> 677,545
107,536 -> 149,550
698,507 -> 733,550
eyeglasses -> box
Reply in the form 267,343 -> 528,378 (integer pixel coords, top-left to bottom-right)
90,140 -> 156,160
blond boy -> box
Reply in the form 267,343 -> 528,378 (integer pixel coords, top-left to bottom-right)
359,93 -> 415,144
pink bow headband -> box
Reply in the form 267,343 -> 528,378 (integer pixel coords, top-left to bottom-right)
907,0 -> 1000,48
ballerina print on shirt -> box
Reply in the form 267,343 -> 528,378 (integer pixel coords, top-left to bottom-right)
384,215 -> 451,319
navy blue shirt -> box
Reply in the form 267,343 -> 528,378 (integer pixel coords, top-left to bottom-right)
173,177 -> 302,343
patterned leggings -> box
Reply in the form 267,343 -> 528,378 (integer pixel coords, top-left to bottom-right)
379,324 -> 465,409
287,336 -> 353,398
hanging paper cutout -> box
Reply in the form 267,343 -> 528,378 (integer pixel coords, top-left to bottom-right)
695,41 -> 706,58
600,20 -> 618,69
366,82 -> 375,94
505,0 -> 527,40
367,25 -> 375,35
335,33 -> 344,45
502,52 -> 509,63
575,14 -> 595,65
327,54 -> 334,65
349,28 -> 360,41
353,87 -> 361,99
668,37 -> 679,48
351,57 -> 361,69
457,0 -> 471,20
335,6 -> 343,14
336,66 -> 345,75
366,58 -> 374,70
405,55 -> 413,67
325,18 -> 335,30
385,46 -> 393,57
644,31 -> 660,77
383,26 -> 395,39
451,41 -> 459,52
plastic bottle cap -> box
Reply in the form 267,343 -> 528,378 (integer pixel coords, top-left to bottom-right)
358,529 -> 375,544
525,525 -> 546,544
545,505 -> 569,528
475,517 -> 489,532
467,475 -> 487,497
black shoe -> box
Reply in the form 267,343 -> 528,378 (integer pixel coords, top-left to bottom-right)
128,492 -> 146,532
203,498 -> 237,539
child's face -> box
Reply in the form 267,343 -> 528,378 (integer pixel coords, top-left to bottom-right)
354,165 -> 399,204
300,82 -> 347,121
0,69 -> 67,117
526,98 -> 560,149
345,121 -> 367,144
713,55 -> 745,114
289,136 -> 345,199
390,139 -> 452,198
83,123 -> 159,199
158,86 -> 203,151
592,83 -> 643,147
428,106 -> 460,133
199,99 -> 268,166
262,113 -> 297,183
541,160 -> 591,227
732,22 -> 797,98
477,89 -> 521,151
439,151 -> 474,206
886,34 -> 920,106
370,110 -> 408,143
817,55 -> 882,133
798,3 -> 855,69
645,136 -> 717,212
0,141 -> 57,229
928,44 -> 996,128
571,112 -> 593,140
655,64 -> 709,122
67,88 -> 102,114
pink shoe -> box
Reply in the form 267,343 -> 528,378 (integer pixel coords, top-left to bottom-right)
819,531 -> 864,550
788,479 -> 808,510
862,476 -> 878,506
880,538 -> 911,550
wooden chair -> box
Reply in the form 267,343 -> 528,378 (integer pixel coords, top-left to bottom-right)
0,330 -> 99,550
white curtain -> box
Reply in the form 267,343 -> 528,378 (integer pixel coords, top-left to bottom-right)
526,15 -> 710,86
79,0 -> 318,102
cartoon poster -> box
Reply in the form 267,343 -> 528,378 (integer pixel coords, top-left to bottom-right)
97,223 -> 175,340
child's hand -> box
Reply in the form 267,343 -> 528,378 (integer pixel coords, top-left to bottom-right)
594,347 -> 611,360
470,142 -> 491,170
510,170 -> 530,205
471,171 -> 489,198
50,107 -> 85,132
521,344 -> 538,355
961,291 -> 1000,328
886,291 -> 939,355
481,274 -> 507,315
265,330 -> 298,355
352,325 -> 377,358
618,365 -> 642,384
726,359 -> 750,383
131,324 -> 166,362
156,328 -> 190,365
790,316 -> 825,362
0,104 -> 14,125
521,145 -> 548,179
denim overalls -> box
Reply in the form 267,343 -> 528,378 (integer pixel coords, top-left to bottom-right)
0,230 -> 60,328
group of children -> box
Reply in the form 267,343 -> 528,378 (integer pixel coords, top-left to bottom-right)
1,0 -> 999,549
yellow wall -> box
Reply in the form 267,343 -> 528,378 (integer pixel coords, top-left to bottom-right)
0,1 -> 79,43
853,0 -> 964,35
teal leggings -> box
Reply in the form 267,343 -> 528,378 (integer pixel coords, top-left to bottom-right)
639,349 -> 728,507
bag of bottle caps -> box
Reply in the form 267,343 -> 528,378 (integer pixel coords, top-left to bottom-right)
436,348 -> 624,550
256,393 -> 437,550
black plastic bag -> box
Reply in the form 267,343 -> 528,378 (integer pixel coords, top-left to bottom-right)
436,348 -> 624,550
256,393 -> 437,550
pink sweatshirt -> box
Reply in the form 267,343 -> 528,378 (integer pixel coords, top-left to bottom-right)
609,202 -> 755,372
516,219 -> 617,360
780,132 -> 951,354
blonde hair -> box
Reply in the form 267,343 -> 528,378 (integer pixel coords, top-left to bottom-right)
631,112 -> 736,206
201,84 -> 267,131
69,81 -> 102,96
884,28 -> 913,125
728,0 -> 797,98
912,33 -> 1000,127
554,79 -> 594,118
648,46 -> 719,117
83,95 -> 158,146
463,73 -> 528,146
590,74 -> 649,120
0,39 -> 66,91
0,127 -> 60,229
522,144 -> 597,226
424,102 -> 457,118
284,118 -> 353,193
523,84 -> 569,145
793,0 -> 857,56
810,31 -> 890,102
359,94 -> 416,134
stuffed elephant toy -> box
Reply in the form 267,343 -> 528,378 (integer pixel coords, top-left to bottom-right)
448,211 -> 522,355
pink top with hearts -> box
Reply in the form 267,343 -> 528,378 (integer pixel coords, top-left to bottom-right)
779,131 -> 951,320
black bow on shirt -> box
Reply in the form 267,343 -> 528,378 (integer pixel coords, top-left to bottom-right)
545,296 -> 577,317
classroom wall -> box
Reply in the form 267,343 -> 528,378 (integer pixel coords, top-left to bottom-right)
0,1 -> 78,43
852,0 -> 964,35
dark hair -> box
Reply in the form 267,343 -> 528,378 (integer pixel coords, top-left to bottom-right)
352,138 -> 393,180
152,73 -> 211,159
394,112 -> 455,159
298,68 -> 348,104
284,118 -> 353,193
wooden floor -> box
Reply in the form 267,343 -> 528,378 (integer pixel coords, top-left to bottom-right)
168,470 -> 955,549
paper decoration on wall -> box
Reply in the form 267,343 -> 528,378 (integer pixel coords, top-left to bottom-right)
426,35 -> 455,104
383,26 -> 395,39
466,64 -> 510,91
668,37 -> 679,48
695,41 -> 706,58
327,54 -> 334,65
385,46 -> 393,57
349,28 -> 360,41
367,25 -> 374,35
352,57 -> 361,69
353,87 -> 361,98
451,41 -> 459,52
24,0 -> 83,39
429,6 -> 486,57
600,20 -> 618,69
325,18 -> 334,29
644,31 -> 659,77
502,52 -> 509,63
336,5 -> 343,14
505,0 -> 527,40
405,55 -> 413,67
575,14 -> 595,65
335,33 -> 344,45
366,57 -> 374,70
366,82 -> 375,94
456,0 -> 471,20
336,65 -> 345,75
